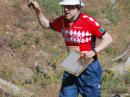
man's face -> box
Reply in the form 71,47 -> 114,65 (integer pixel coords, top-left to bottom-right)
63,5 -> 79,21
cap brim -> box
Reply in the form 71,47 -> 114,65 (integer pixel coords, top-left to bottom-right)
59,2 -> 84,6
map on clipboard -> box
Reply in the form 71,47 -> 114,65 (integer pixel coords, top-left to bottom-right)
60,51 -> 94,76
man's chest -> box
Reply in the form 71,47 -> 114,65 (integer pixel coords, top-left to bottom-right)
61,22 -> 92,43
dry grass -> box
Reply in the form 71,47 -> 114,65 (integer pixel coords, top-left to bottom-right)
0,0 -> 130,97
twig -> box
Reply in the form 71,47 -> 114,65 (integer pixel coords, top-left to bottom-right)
112,43 -> 130,61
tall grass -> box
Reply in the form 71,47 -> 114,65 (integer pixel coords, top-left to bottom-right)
12,0 -> 21,8
82,7 -> 98,17
0,0 -> 130,97
38,0 -> 62,16
104,0 -> 119,24
102,71 -> 130,97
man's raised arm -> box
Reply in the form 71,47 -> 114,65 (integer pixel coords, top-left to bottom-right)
28,0 -> 50,28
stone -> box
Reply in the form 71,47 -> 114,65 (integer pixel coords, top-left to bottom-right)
12,67 -> 34,84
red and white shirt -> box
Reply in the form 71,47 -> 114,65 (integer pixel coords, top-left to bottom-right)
50,13 -> 106,51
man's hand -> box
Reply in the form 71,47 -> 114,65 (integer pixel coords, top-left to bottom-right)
27,0 -> 41,13
80,50 -> 96,59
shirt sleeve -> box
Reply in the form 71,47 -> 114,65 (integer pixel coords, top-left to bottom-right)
88,17 -> 106,38
50,16 -> 63,33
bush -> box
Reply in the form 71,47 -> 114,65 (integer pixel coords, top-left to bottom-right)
82,8 -> 98,17
12,0 -> 20,8
104,0 -> 119,24
38,0 -> 62,15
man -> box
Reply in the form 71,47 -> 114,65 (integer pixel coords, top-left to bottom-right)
28,0 -> 112,97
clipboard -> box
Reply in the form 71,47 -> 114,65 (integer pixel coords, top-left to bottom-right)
60,51 -> 94,76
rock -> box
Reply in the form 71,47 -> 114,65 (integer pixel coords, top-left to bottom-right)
0,78 -> 34,97
12,67 -> 34,84
125,57 -> 130,65
110,57 -> 130,76
111,0 -> 118,5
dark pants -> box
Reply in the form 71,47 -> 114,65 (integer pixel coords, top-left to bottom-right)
59,59 -> 102,97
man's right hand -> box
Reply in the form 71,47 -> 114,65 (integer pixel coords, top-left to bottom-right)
27,0 -> 50,28
27,0 -> 41,13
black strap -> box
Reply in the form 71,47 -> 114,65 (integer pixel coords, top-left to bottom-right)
91,36 -> 97,60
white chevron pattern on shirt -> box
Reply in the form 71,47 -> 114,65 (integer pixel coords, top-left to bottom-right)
63,30 -> 92,43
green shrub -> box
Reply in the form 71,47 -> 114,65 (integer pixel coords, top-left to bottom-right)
124,72 -> 130,84
38,0 -> 62,15
82,8 -> 98,17
12,0 -> 20,8
0,29 -> 6,38
22,32 -> 40,46
104,0 -> 119,24
102,72 -> 130,97
9,38 -> 22,50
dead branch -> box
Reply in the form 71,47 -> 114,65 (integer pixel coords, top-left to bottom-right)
112,43 -> 130,61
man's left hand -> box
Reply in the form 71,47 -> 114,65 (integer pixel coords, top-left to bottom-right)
81,50 -> 96,59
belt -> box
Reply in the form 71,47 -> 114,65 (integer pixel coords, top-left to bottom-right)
67,46 -> 97,60
67,46 -> 80,52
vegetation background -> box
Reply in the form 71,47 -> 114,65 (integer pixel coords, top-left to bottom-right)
0,0 -> 130,97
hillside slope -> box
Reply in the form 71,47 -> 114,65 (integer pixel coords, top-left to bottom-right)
0,0 -> 130,97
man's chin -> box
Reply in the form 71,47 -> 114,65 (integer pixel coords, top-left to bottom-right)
65,17 -> 71,21
64,15 -> 71,20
